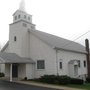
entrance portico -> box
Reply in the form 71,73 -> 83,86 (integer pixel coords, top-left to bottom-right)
5,63 -> 26,82
68,60 -> 79,78
0,52 -> 35,82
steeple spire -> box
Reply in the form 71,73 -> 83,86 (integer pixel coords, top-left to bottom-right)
13,0 -> 33,24
19,0 -> 26,12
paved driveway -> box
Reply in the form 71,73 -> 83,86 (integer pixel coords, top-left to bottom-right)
0,80 -> 61,90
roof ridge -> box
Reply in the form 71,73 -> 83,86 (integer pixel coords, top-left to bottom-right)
29,29 -> 86,53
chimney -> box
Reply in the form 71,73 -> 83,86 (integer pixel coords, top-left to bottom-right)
85,39 -> 90,77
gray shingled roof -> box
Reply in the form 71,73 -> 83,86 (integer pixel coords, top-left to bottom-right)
29,29 -> 86,53
1,28 -> 86,53
1,41 -> 9,52
0,52 -> 35,64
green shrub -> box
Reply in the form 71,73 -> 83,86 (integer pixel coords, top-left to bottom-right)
0,72 -> 5,77
70,78 -> 84,85
37,75 -> 84,85
24,77 -> 27,80
86,77 -> 90,83
57,75 -> 71,85
39,75 -> 71,85
39,75 -> 56,84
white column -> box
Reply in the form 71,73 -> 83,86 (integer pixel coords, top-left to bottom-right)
10,64 -> 12,82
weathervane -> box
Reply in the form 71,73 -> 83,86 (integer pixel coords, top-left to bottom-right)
19,0 -> 26,12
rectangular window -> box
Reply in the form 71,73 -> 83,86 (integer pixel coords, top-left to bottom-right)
78,60 -> 80,67
14,36 -> 16,41
84,61 -> 86,67
59,62 -> 62,69
24,15 -> 26,18
37,60 -> 45,69
15,16 -> 17,20
28,17 -> 30,20
18,15 -> 20,18
23,23 -> 27,27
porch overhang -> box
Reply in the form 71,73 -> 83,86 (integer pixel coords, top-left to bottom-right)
0,52 -> 35,64
0,52 -> 35,82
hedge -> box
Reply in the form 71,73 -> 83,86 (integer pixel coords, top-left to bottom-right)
38,75 -> 84,85
39,75 -> 71,85
70,78 -> 84,84
57,75 -> 71,85
39,75 -> 57,84
86,77 -> 90,83
0,72 -> 5,77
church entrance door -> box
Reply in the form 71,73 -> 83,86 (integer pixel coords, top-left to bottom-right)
12,63 -> 18,77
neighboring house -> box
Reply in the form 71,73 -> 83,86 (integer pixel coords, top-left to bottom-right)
0,1 -> 87,81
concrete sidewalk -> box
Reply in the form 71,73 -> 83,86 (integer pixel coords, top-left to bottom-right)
15,81 -> 85,90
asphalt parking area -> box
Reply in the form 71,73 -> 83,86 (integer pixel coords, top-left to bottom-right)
0,80 -> 62,90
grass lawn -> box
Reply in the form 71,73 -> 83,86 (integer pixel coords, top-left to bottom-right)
67,83 -> 90,90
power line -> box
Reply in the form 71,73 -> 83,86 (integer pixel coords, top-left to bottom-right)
62,30 -> 90,47
73,30 -> 90,41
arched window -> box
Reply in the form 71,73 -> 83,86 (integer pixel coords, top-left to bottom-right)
14,36 -> 17,41
28,17 -> 30,20
59,62 -> 62,69
18,15 -> 20,18
15,16 -> 17,20
24,15 -> 26,19
84,61 -> 86,67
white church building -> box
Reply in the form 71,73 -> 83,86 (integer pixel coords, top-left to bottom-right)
0,0 -> 87,81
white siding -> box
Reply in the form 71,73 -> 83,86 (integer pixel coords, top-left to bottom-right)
26,64 -> 35,79
29,33 -> 57,78
56,50 -> 87,78
9,21 -> 32,57
18,64 -> 26,78
0,64 -> 5,73
5,64 -> 10,77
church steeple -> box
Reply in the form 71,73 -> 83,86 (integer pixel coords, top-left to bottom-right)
9,0 -> 35,57
19,0 -> 26,12
13,0 -> 32,23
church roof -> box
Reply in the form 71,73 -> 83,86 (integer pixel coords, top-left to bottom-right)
29,29 -> 86,53
1,28 -> 86,54
1,41 -> 9,52
0,52 -> 35,64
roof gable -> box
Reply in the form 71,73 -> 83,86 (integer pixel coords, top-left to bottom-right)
1,30 -> 86,54
29,29 -> 86,53
1,41 -> 9,52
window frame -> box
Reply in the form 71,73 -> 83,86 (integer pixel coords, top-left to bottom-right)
18,15 -> 20,18
15,16 -> 17,20
37,60 -> 45,70
78,60 -> 80,67
28,17 -> 30,20
23,23 -> 27,27
84,60 -> 86,67
24,15 -> 26,19
59,62 -> 62,69
14,36 -> 17,41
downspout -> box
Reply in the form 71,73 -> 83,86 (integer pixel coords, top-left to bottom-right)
55,48 -> 59,75
85,39 -> 90,78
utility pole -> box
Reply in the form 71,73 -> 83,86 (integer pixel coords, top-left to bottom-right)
85,39 -> 90,78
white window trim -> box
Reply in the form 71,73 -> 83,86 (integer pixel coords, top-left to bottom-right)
37,60 -> 45,70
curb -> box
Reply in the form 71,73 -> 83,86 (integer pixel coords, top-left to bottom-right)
15,81 -> 85,90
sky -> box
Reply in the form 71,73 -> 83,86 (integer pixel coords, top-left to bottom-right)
0,0 -> 90,47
